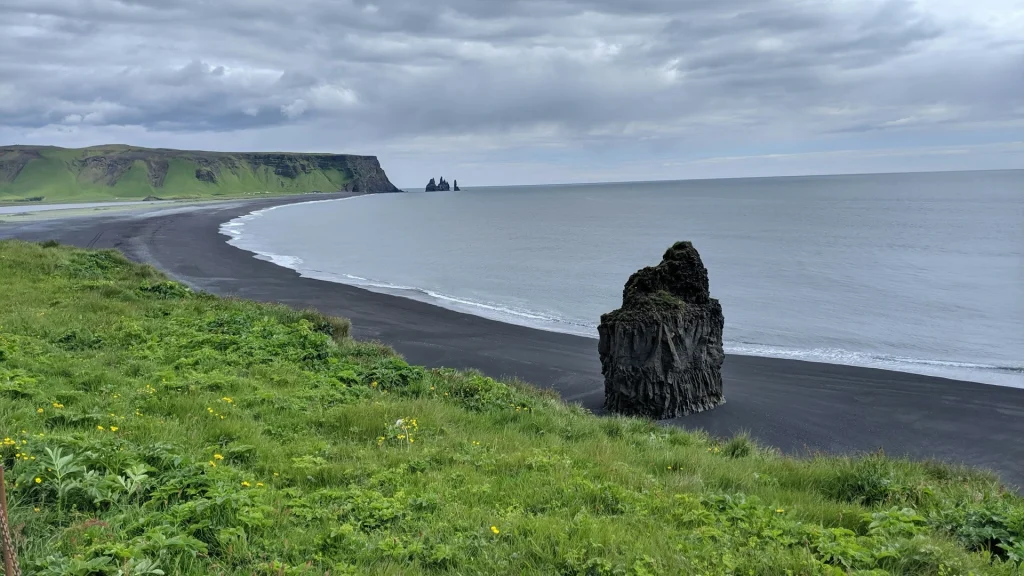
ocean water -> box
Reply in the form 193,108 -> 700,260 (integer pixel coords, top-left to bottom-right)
221,171 -> 1024,387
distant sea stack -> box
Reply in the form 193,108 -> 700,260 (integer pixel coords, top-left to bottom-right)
425,177 -> 460,192
598,241 -> 725,419
0,145 -> 401,201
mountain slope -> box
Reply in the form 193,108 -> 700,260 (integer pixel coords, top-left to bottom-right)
0,145 -> 401,202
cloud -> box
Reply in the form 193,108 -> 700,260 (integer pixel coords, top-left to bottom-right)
0,0 -> 1021,184
281,99 -> 309,120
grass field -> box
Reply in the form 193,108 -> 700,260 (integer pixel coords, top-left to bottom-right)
1,240 -> 1022,575
0,145 -> 394,204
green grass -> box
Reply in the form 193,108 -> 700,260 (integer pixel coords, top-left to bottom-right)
1,240 -> 1022,575
0,146 -> 363,203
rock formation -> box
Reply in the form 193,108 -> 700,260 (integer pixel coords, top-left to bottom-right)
453,180 -> 460,191
598,241 -> 725,419
425,176 -> 454,192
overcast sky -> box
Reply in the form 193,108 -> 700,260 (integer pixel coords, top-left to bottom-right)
1,0 -> 1021,186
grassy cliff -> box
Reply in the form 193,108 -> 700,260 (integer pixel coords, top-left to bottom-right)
0,145 -> 400,203
1,240 -> 1023,575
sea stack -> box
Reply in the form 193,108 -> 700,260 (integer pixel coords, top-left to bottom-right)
598,241 -> 725,419
425,177 -> 452,192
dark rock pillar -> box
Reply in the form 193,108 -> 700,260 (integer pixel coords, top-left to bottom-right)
598,241 -> 725,419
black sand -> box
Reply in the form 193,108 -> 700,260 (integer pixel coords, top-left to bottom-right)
4,193 -> 1023,488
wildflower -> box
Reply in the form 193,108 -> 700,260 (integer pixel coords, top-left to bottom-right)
776,508 -> 785,514
241,481 -> 251,487
110,426 -> 120,432
256,482 -> 264,487
97,425 -> 104,431
209,461 -> 216,467
222,397 -> 233,403
395,418 -> 404,427
34,477 -> 41,484
371,381 -> 378,388
273,472 -> 279,477
207,407 -> 214,413
490,526 -> 500,535
37,408 -> 43,414
33,507 -> 40,513
214,454 -> 224,460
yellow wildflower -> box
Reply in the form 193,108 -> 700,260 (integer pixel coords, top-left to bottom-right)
490,526 -> 500,535
214,454 -> 224,460
36,408 -> 44,414
776,508 -> 785,514
34,477 -> 42,484
110,426 -> 118,432
256,482 -> 264,487
241,481 -> 251,487
209,461 -> 216,467
97,425 -> 104,431
33,507 -> 40,513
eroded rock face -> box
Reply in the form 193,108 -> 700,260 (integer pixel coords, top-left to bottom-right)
598,241 -> 725,419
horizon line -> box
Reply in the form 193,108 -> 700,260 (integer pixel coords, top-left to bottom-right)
396,167 -> 1023,190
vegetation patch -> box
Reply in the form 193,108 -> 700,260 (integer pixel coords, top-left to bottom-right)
0,239 -> 1021,575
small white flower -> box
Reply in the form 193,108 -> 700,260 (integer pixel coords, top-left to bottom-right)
395,419 -> 404,428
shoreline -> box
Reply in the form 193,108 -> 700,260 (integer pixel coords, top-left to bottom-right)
3,192 -> 1024,488
220,196 -> 1023,389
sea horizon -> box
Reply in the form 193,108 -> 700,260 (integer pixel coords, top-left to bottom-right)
395,167 -> 1024,191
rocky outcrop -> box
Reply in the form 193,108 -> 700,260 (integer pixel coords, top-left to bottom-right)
0,148 -> 42,184
598,241 -> 725,419
195,167 -> 217,183
425,176 -> 453,192
453,180 -> 460,191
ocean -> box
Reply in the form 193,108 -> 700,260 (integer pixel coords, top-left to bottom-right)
220,170 -> 1024,387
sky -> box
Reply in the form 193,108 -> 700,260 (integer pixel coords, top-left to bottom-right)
1,0 -> 1022,186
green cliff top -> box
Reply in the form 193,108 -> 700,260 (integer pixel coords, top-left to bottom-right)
0,144 -> 399,203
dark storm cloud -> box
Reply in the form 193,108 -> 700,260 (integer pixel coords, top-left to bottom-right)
0,0 -> 1021,155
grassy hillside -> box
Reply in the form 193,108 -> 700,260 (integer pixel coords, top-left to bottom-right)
0,145 -> 400,203
1,240 -> 1023,575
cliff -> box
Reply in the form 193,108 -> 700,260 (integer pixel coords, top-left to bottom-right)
0,145 -> 401,202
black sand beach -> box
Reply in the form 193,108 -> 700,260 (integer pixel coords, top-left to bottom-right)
3,193 -> 1023,488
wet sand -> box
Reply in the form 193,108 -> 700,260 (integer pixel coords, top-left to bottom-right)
3,192 -> 1022,488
